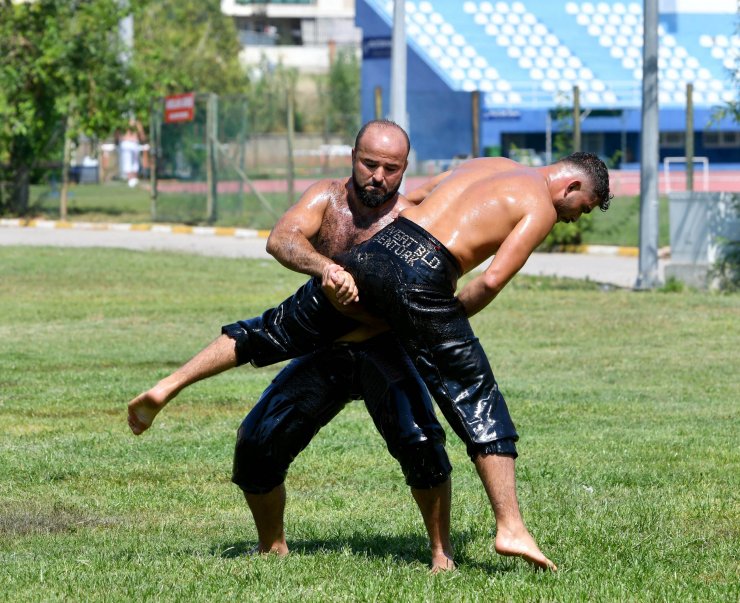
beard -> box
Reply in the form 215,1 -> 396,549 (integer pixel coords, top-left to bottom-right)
352,172 -> 399,208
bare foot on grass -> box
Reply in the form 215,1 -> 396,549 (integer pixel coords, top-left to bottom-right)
430,551 -> 456,574
495,527 -> 557,571
246,544 -> 289,557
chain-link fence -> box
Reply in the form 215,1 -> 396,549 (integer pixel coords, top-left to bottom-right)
149,93 -> 355,228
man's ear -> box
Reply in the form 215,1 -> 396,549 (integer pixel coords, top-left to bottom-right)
566,180 -> 582,194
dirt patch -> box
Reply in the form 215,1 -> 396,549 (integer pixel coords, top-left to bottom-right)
0,503 -> 121,536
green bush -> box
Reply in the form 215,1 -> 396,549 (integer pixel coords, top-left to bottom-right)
541,213 -> 594,249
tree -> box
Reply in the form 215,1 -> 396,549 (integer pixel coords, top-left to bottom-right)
130,0 -> 248,104
326,48 -> 360,143
0,0 -> 133,215
0,0 -> 249,216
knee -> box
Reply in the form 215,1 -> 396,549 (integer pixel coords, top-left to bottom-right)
398,442 -> 452,489
221,319 -> 257,367
231,424 -> 288,494
468,437 -> 518,461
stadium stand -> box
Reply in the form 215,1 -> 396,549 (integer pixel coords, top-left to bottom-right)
358,0 -> 739,166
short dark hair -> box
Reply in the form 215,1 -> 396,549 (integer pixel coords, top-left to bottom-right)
558,152 -> 612,211
354,119 -> 411,157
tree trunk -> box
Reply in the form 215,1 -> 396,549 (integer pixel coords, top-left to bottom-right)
8,163 -> 30,216
60,115 -> 73,222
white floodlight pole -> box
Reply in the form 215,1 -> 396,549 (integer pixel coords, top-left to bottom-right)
636,0 -> 660,289
390,0 -> 408,192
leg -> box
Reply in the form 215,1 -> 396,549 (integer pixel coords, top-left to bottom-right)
129,278 -> 360,435
342,242 -> 554,570
358,335 -> 454,571
243,484 -> 289,555
128,334 -> 236,435
232,350 -> 354,552
474,453 -> 556,571
411,479 -> 455,573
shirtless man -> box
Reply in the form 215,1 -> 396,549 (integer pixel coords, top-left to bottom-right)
209,151 -> 612,571
128,120 -> 454,572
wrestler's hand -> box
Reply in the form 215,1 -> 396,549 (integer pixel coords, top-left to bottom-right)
321,263 -> 359,305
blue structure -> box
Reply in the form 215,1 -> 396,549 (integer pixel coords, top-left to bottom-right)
357,0 -> 740,167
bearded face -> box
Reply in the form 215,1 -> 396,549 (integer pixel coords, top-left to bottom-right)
352,170 -> 400,208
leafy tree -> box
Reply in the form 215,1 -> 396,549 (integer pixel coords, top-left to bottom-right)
326,48 -> 360,142
130,0 -> 248,105
0,0 -> 133,215
0,0 -> 249,216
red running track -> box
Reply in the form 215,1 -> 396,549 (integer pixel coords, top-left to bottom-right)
156,170 -> 740,197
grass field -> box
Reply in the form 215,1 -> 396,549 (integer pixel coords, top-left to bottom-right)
1,247 -> 737,602
27,182 -> 670,247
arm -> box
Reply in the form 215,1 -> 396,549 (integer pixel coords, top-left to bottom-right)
405,170 -> 452,204
266,180 -> 358,303
457,212 -> 553,317
266,180 -> 333,276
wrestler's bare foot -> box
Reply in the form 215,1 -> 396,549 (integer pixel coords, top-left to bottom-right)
249,542 -> 289,557
430,550 -> 456,574
494,527 -> 557,571
127,384 -> 171,435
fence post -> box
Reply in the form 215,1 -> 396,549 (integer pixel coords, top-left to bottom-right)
286,84 -> 296,207
206,93 -> 218,223
149,98 -> 159,222
471,91 -> 480,158
573,85 -> 581,153
686,83 -> 694,192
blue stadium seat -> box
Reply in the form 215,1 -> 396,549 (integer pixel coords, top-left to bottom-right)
369,0 -> 739,108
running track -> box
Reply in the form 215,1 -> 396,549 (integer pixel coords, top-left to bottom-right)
156,170 -> 740,197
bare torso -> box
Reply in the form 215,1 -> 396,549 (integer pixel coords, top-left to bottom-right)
313,178 -> 411,259
401,158 -> 557,273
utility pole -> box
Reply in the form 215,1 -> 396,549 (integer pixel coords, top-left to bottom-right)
636,0 -> 660,289
390,0 -> 407,192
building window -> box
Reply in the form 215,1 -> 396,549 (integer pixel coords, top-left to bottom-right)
703,131 -> 740,148
659,131 -> 685,148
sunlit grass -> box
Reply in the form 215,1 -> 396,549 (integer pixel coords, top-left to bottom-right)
1,247 -> 737,601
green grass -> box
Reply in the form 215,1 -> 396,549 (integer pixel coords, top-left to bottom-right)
26,183 -> 667,247
1,248 -> 738,602
583,195 -> 670,248
28,183 -> 291,229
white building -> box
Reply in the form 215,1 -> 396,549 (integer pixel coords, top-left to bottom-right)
221,0 -> 361,73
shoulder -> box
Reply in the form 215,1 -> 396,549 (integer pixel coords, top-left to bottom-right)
298,178 -> 348,209
302,177 -> 347,198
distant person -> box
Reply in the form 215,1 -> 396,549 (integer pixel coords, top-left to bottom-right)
119,119 -> 144,187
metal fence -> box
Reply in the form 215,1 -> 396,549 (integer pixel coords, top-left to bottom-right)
149,93 -> 356,228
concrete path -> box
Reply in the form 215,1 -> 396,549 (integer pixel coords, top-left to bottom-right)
0,224 -> 667,289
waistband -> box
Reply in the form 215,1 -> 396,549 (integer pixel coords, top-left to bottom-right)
381,216 -> 463,278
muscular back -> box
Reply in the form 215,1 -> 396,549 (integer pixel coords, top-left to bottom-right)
401,158 -> 557,272
313,178 -> 411,259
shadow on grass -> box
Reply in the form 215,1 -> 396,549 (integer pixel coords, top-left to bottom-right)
212,528 -> 516,574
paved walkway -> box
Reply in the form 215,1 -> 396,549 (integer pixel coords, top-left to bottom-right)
0,222 -> 668,289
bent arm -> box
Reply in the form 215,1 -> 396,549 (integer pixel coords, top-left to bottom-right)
266,180 -> 358,304
266,180 -> 334,277
457,213 -> 552,317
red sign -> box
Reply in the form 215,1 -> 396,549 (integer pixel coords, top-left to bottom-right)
164,93 -> 195,123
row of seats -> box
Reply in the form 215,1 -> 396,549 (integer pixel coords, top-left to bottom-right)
371,0 -> 737,108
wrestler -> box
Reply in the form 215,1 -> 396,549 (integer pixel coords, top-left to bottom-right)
218,151 -> 612,571
128,120 -> 454,572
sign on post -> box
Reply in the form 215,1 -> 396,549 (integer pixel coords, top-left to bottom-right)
164,93 -> 195,124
